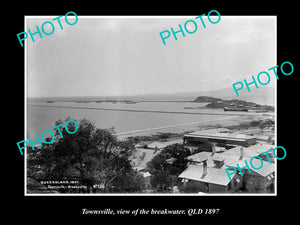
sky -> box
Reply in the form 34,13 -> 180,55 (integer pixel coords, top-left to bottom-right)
26,15 -> 276,97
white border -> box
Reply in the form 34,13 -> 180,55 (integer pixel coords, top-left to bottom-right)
24,15 -> 277,196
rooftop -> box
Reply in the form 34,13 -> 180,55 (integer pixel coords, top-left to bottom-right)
200,128 -> 232,133
147,141 -> 167,149
184,130 -> 256,141
187,152 -> 249,169
221,146 -> 258,158
179,164 -> 235,186
141,171 -> 151,178
246,158 -> 275,177
186,152 -> 211,162
246,143 -> 275,154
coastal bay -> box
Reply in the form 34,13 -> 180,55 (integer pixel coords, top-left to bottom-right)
27,99 -> 273,140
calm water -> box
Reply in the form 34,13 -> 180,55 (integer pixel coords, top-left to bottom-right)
26,100 -> 246,138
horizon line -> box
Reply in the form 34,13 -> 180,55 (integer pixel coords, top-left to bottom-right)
27,85 -> 275,99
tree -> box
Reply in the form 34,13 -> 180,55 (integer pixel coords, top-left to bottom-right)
147,144 -> 190,192
192,142 -> 213,154
27,118 -> 144,193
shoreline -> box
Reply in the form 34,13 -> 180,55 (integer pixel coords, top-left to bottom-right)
118,114 -> 274,142
116,116 -> 239,136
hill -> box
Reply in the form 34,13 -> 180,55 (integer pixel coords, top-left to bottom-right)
129,86 -> 275,106
194,86 -> 275,106
193,96 -> 222,102
193,96 -> 274,111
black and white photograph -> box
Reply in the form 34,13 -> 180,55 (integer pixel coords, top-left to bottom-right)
24,15 -> 277,195
13,1 -> 300,220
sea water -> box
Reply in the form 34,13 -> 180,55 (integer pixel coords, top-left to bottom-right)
26,99 -> 245,138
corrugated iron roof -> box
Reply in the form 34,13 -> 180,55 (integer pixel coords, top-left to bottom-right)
178,164 -> 235,186
247,143 -> 275,154
187,152 -> 211,162
211,155 -> 225,162
184,130 -> 255,141
222,146 -> 258,158
222,156 -> 275,177
187,151 -> 251,169
248,158 -> 275,177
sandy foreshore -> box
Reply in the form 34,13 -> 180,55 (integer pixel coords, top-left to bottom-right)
117,114 -> 274,140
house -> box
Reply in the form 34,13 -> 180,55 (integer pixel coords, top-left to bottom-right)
220,144 -> 275,193
183,144 -> 275,193
178,163 -> 242,193
234,158 -> 275,193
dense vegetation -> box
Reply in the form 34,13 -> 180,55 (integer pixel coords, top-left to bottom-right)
27,118 -> 144,193
27,118 -> 233,193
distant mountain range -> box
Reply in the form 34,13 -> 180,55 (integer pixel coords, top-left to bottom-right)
129,86 -> 275,106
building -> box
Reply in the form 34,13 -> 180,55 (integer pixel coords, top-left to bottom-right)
187,151 -> 251,170
215,143 -> 275,163
182,143 -> 275,193
246,143 -> 275,163
183,129 -> 256,147
221,144 -> 275,193
222,146 -> 258,158
186,151 -> 211,163
181,152 -> 244,193
254,134 -> 273,143
179,164 -> 242,193
232,158 -> 275,193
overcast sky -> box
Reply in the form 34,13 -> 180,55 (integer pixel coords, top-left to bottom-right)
26,16 -> 276,97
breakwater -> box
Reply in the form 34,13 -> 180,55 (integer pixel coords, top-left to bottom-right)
28,104 -> 256,117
